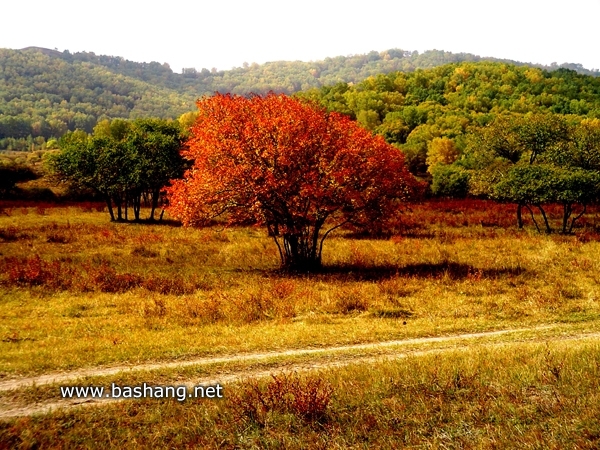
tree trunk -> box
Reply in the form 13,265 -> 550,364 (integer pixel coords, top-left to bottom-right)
567,203 -> 586,234
562,202 -> 571,234
516,203 -> 523,229
132,192 -> 141,221
149,188 -> 160,221
124,193 -> 129,221
115,195 -> 123,221
525,204 -> 541,233
281,234 -> 321,272
538,205 -> 551,233
105,196 -> 115,221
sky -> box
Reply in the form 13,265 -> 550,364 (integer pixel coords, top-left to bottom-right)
2,0 -> 599,73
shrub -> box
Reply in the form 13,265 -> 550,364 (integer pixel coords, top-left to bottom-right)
230,373 -> 333,426
86,263 -> 143,293
430,164 -> 470,198
143,275 -> 196,295
4,255 -> 72,290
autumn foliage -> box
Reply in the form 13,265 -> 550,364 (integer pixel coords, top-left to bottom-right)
168,93 -> 418,271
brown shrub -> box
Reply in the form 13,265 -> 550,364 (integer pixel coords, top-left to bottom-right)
271,280 -> 297,300
143,275 -> 196,295
4,255 -> 73,290
143,297 -> 168,318
230,373 -> 333,426
86,263 -> 143,293
46,231 -> 73,244
0,226 -> 27,242
180,296 -> 225,324
334,287 -> 369,314
131,246 -> 159,258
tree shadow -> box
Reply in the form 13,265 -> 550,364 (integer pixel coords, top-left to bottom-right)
342,228 -> 434,241
113,218 -> 183,227
268,261 -> 526,282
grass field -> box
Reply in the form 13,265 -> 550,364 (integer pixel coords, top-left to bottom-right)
0,200 -> 599,448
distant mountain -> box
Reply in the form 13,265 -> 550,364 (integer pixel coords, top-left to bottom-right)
1,46 -> 598,149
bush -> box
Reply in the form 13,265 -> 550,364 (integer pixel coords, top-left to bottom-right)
0,164 -> 38,198
4,255 -> 73,290
430,164 -> 470,198
230,373 -> 333,426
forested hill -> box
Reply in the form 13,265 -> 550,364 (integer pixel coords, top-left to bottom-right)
297,62 -> 600,174
0,48 -> 197,143
15,47 -> 600,96
1,46 -> 599,149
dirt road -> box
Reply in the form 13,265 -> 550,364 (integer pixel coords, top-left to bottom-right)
1,325 -> 598,419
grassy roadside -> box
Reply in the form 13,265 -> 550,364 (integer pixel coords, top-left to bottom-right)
1,324 -> 598,409
1,338 -> 599,449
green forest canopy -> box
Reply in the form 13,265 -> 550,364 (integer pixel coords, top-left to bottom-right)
1,46 -> 599,150
298,63 -> 600,174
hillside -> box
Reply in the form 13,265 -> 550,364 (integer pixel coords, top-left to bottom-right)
1,46 -> 599,150
298,62 -> 600,173
31,47 -> 600,95
0,48 -> 197,145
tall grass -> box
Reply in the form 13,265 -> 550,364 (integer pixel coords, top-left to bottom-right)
0,202 -> 599,375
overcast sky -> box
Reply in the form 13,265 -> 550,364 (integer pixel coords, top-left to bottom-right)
2,0 -> 599,73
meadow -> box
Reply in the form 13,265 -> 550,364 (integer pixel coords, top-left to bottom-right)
0,199 -> 599,448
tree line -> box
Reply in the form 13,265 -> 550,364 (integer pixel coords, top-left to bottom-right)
298,62 -> 600,176
431,115 -> 600,234
2,47 -> 598,150
14,56 -> 600,236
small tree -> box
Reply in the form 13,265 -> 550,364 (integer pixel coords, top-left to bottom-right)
49,119 -> 185,221
167,93 -> 418,272
426,137 -> 459,174
430,164 -> 470,198
495,165 -> 600,234
494,165 -> 556,233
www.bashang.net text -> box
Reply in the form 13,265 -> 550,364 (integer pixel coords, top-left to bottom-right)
60,383 -> 223,402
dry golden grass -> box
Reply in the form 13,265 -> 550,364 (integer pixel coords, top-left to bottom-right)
0,201 -> 599,447
0,204 -> 599,376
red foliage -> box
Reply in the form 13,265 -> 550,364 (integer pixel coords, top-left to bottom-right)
231,373 -> 333,425
1,255 -> 202,295
4,255 -> 73,290
85,263 -> 143,293
168,93 -> 419,270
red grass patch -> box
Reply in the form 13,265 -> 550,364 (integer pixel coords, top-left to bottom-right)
231,373 -> 333,425
0,226 -> 28,242
0,255 -> 202,295
4,255 -> 74,290
84,263 -> 143,293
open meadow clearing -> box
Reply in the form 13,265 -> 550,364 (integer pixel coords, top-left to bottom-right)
1,200 -> 599,448
4,9 -> 600,448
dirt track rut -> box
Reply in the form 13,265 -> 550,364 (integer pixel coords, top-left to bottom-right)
1,325 -> 598,419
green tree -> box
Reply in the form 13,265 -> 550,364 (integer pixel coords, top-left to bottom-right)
49,119 -> 185,221
465,114 -> 570,228
430,164 -> 470,198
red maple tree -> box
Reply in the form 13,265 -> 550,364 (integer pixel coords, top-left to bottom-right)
168,93 -> 418,271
